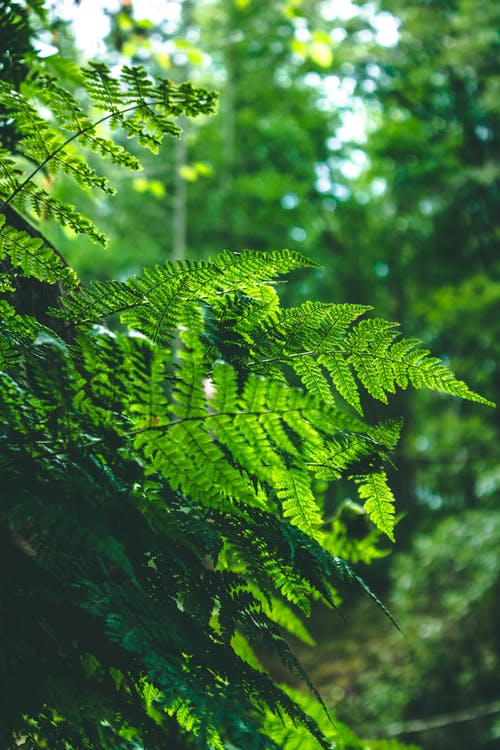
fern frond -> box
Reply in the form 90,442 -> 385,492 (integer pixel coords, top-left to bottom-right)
248,587 -> 316,646
0,64 -> 216,250
344,318 -> 494,406
354,471 -> 396,542
55,279 -> 144,322
318,352 -> 362,412
0,79 -> 113,195
36,72 -> 142,169
0,212 -> 78,286
9,82 -> 113,192
275,468 -> 324,542
129,330 -> 402,551
171,330 -> 208,419
291,354 -> 335,405
0,300 -> 43,370
246,300 -> 492,409
82,63 -> 217,152
1,174 -> 107,243
304,434 -> 380,481
60,249 -> 316,341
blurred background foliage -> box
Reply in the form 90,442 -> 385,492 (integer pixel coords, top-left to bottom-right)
31,0 -> 500,746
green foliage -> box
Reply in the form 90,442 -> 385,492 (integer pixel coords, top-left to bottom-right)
0,6 -> 491,750
337,509 -> 500,749
1,290 -> 412,748
263,685 -> 420,750
0,212 -> 78,288
288,2 -> 499,745
0,60 -> 216,246
354,472 -> 396,543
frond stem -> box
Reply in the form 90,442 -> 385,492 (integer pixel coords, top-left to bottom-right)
129,407 -> 309,435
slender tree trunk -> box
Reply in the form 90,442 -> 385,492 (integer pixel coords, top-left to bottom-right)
173,117 -> 187,260
220,7 -> 236,244
171,0 -> 193,260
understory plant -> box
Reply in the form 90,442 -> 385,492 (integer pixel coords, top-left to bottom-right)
0,3 -> 491,748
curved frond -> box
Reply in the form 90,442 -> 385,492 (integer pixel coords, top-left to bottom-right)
355,471 -> 396,542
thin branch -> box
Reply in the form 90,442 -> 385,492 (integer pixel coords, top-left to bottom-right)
128,406 -> 311,436
384,699 -> 500,737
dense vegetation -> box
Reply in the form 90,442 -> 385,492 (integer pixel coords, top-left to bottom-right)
1,1 -> 497,749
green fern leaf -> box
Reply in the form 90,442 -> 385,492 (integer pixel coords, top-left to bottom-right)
56,279 -> 144,324
0,213 -> 78,287
60,249 -> 316,341
354,471 -> 396,542
318,352 -> 362,413
341,317 -> 494,407
210,361 -> 239,412
275,468 -> 324,542
171,329 -> 207,419
83,63 -> 217,153
291,354 -> 335,405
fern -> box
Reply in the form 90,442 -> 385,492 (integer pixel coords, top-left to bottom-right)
58,248 -> 316,338
61,261 -> 491,410
0,8 -> 493,750
251,304 -> 493,411
0,212 -> 78,287
354,471 -> 397,542
0,61 -> 216,250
